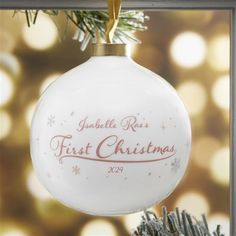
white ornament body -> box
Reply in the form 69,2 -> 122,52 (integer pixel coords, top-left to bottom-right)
30,55 -> 191,215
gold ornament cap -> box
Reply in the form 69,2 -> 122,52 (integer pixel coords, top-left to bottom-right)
91,43 -> 130,57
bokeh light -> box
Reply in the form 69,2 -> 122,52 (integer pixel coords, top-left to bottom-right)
175,192 -> 210,218
123,208 -> 157,232
25,101 -> 37,127
0,110 -> 12,140
173,11 -> 213,26
22,14 -> 58,50
40,73 -> 61,94
26,169 -> 52,201
0,223 -> 29,236
123,211 -> 143,232
0,70 -> 14,107
0,9 -> 230,236
80,219 -> 117,236
210,147 -> 229,186
0,229 -> 28,236
26,167 -> 78,229
170,31 -> 206,68
0,53 -> 21,77
208,213 -> 229,235
177,81 -> 207,116
212,74 -> 229,110
0,221 -> 43,236
207,35 -> 230,71
192,136 -> 220,169
0,11 -> 23,53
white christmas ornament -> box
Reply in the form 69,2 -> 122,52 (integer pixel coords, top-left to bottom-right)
30,44 -> 191,215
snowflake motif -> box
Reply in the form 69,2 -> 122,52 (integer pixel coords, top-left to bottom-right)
171,158 -> 181,173
47,115 -> 55,127
72,165 -> 80,175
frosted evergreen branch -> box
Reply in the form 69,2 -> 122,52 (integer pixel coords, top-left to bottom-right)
133,207 -> 225,236
14,10 -> 148,51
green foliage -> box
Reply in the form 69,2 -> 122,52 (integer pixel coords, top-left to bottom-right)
15,10 -> 148,50
133,208 -> 225,236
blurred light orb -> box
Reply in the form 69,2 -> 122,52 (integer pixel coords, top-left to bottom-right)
1,230 -> 28,236
0,224 -> 29,236
80,220 -> 117,236
25,101 -> 37,127
123,208 -> 157,232
212,75 -> 229,110
0,70 -> 14,107
174,11 -> 213,26
170,32 -> 206,68
193,136 -> 220,169
22,15 -> 58,50
177,81 -> 207,116
0,110 -> 12,140
0,222 -> 42,236
40,73 -> 61,94
208,213 -> 229,236
123,211 -> 143,232
210,147 -> 229,186
207,35 -> 230,71
175,191 -> 210,218
0,53 -> 21,77
27,169 -> 52,200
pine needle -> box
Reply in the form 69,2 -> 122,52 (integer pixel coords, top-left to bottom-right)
132,207 -> 225,236
16,10 -> 148,51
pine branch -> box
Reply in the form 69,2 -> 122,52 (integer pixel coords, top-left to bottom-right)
15,10 -> 148,51
133,207 -> 225,236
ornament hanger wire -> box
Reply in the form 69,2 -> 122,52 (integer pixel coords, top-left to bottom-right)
105,0 -> 122,43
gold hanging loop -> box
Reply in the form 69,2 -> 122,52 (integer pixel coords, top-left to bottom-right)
105,0 -> 122,43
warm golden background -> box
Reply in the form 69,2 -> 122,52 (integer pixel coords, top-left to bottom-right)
0,10 -> 230,236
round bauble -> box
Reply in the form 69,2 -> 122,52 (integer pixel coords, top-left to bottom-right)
30,44 -> 191,215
